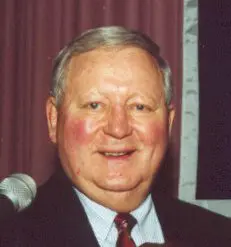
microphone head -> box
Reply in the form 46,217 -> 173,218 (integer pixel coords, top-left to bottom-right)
0,173 -> 37,212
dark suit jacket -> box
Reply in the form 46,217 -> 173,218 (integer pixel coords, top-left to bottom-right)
0,169 -> 230,247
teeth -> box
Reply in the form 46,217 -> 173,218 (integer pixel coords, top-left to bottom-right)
104,152 -> 127,156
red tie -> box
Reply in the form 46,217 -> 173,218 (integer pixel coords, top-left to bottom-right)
114,213 -> 137,247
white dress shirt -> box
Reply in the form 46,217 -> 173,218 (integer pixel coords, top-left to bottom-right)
75,188 -> 165,247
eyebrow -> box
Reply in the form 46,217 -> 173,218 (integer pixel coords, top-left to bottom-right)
127,91 -> 164,103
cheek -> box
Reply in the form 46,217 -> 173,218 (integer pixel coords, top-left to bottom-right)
140,120 -> 168,146
62,118 -> 95,152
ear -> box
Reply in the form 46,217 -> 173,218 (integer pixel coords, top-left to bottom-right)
167,104 -> 175,137
46,96 -> 58,144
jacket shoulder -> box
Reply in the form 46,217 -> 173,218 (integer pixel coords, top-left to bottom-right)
154,194 -> 231,246
0,170 -> 90,247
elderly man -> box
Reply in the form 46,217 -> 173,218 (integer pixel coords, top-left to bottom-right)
0,26 -> 230,247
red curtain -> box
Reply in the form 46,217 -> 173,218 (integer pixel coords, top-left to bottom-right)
0,0 -> 183,195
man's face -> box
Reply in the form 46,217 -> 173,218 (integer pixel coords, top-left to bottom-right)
46,46 -> 174,212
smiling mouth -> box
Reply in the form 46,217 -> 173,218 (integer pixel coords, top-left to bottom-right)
99,151 -> 135,158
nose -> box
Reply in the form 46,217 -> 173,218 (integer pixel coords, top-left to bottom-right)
103,106 -> 132,139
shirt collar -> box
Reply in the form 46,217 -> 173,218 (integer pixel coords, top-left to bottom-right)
74,188 -> 117,242
131,195 -> 165,244
131,193 -> 152,225
74,188 -> 164,244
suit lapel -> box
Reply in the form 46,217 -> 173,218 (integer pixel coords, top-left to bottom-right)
152,191 -> 231,247
35,169 -> 100,247
151,193 -> 192,247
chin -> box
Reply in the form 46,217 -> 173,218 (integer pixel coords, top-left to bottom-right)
103,184 -> 135,192
102,190 -> 147,213
109,202 -> 141,213
97,176 -> 141,192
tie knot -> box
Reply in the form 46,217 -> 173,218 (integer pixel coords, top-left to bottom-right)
114,213 -> 137,233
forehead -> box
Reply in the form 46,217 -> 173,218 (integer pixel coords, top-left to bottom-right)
68,46 -> 159,72
65,46 -> 164,94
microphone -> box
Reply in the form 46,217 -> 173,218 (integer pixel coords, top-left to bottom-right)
0,173 -> 37,221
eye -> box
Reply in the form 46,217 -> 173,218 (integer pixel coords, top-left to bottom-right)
89,102 -> 100,110
135,104 -> 145,111
129,103 -> 152,113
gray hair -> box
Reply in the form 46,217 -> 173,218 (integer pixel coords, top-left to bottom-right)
51,26 -> 173,107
